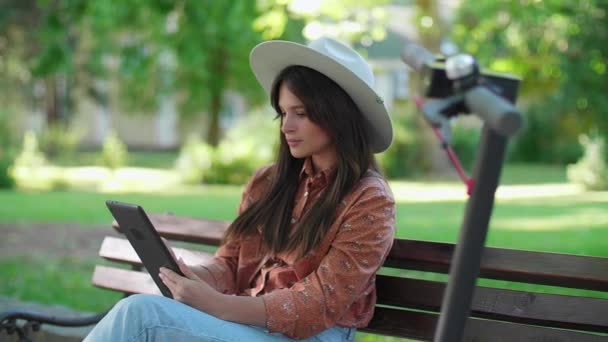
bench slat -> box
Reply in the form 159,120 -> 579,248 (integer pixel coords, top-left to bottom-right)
91,265 -> 605,342
92,265 -> 160,295
363,307 -> 605,341
387,239 -> 608,291
98,237 -> 608,332
112,213 -> 228,245
114,213 -> 608,291
99,236 -> 213,266
377,274 -> 608,333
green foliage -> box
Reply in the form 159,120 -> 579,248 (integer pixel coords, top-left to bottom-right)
76,1 -> 298,145
0,156 -> 15,189
205,109 -> 279,184
13,131 -> 47,169
0,110 -> 16,188
3,0 -> 391,147
453,0 -> 607,164
567,133 -> 608,190
0,110 -> 15,148
99,131 -> 127,170
39,123 -> 82,159
173,109 -> 278,185
174,135 -> 214,185
509,104 -> 583,164
206,152 -> 260,185
449,122 -> 481,171
377,102 -> 430,179
276,0 -> 391,44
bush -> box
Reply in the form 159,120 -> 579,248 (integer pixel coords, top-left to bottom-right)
377,102 -> 430,179
13,131 -> 47,169
567,133 -> 608,191
100,131 -> 128,170
449,122 -> 481,171
509,106 -> 583,164
0,152 -> 14,189
0,110 -> 16,188
39,123 -> 82,160
205,109 -> 278,184
206,150 -> 261,185
174,135 -> 213,184
0,110 -> 15,148
9,131 -> 49,189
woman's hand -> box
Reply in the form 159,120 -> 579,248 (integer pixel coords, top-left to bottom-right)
161,238 -> 217,289
162,259 -> 267,327
159,257 -> 219,312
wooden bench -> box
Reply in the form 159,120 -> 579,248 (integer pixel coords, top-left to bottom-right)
93,212 -> 608,341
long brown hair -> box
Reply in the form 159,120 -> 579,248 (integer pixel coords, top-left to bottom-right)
224,65 -> 378,257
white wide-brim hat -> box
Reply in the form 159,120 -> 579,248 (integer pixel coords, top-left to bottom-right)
249,37 -> 393,153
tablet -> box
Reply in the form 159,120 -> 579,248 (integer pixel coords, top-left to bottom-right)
105,200 -> 184,298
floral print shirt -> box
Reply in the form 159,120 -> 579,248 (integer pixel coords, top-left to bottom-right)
201,159 -> 395,339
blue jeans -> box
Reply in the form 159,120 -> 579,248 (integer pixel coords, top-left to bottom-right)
84,294 -> 356,341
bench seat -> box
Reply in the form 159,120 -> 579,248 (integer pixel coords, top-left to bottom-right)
94,213 -> 608,341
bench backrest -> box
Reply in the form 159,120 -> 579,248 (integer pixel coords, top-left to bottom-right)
94,213 -> 608,341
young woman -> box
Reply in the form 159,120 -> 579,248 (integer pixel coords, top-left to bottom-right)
85,37 -> 395,342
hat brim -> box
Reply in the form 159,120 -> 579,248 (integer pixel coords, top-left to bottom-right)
250,40 -> 393,153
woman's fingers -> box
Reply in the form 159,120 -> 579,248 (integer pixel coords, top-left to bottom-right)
160,239 -> 198,282
159,269 -> 178,296
159,267 -> 181,286
177,257 -> 200,280
160,264 -> 215,308
159,266 -> 199,302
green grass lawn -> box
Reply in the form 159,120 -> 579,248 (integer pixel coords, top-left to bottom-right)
1,163 -> 606,342
410,163 -> 568,185
2,186 -> 606,300
52,150 -> 179,169
53,151 -> 570,184
0,186 -> 244,224
497,162 -> 567,184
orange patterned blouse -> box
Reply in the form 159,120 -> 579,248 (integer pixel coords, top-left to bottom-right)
201,159 -> 395,339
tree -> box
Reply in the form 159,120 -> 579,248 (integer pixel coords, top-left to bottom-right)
0,0 -> 294,146
277,0 -> 390,44
1,0 -> 107,126
0,0 -> 42,119
452,0 -> 608,163
4,0 -> 394,147
101,1 -> 290,146
71,1 -> 283,147
67,0 -> 392,146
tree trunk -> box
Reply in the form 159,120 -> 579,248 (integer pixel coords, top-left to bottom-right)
206,47 -> 227,147
207,90 -> 222,147
45,76 -> 59,125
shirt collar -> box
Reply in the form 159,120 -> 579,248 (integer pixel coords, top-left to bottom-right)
299,157 -> 337,185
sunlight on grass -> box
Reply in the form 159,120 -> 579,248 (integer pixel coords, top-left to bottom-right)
10,163 -> 588,202
11,165 -> 63,190
495,183 -> 584,199
494,208 -> 608,231
99,167 -> 181,193
63,166 -> 112,188
12,165 -> 182,192
389,181 -> 586,202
